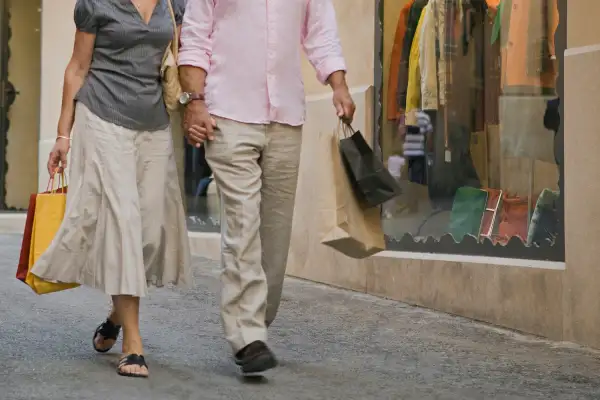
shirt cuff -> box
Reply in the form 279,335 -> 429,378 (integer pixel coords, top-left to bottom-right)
177,52 -> 211,73
316,57 -> 347,85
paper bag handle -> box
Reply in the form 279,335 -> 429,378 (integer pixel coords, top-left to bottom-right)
46,169 -> 67,193
336,119 -> 354,140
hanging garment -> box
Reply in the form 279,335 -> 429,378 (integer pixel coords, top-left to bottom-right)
425,110 -> 481,209
483,5 -> 501,125
397,0 -> 429,111
420,0 -> 460,111
404,125 -> 425,157
490,0 -> 558,91
387,1 -> 413,120
405,5 -> 428,117
419,2 -> 438,110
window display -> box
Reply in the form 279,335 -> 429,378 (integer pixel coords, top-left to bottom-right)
183,144 -> 220,232
378,0 -> 563,259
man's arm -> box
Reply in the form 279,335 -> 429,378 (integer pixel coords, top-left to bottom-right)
178,0 -> 216,145
178,0 -> 214,94
302,0 -> 355,121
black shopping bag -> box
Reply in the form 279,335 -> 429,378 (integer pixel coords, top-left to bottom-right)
338,122 -> 402,208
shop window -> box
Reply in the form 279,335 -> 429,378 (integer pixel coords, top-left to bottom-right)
184,144 -> 220,232
375,0 -> 564,261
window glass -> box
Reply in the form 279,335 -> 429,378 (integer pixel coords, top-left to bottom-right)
183,145 -> 221,232
380,0 -> 561,252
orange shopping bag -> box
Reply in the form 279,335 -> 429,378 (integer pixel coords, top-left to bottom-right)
24,172 -> 79,295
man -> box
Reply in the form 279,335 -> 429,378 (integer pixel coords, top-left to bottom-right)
178,0 -> 355,375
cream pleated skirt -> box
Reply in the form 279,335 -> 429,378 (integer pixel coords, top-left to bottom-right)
31,103 -> 193,297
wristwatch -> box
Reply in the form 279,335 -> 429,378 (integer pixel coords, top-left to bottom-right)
179,92 -> 205,106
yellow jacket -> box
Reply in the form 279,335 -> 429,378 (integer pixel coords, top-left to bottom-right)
405,4 -> 427,118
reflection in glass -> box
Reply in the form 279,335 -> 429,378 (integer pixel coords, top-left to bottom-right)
381,0 -> 560,247
184,144 -> 220,232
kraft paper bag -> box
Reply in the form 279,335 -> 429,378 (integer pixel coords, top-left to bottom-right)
318,127 -> 385,259
25,182 -> 79,295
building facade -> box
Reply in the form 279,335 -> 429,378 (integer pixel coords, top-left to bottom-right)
0,0 -> 599,348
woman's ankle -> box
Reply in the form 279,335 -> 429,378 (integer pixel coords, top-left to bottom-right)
121,328 -> 144,355
107,309 -> 122,326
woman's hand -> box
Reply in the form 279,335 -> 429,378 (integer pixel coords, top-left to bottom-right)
183,101 -> 217,148
47,137 -> 70,175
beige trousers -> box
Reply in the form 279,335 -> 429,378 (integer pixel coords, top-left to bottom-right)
205,116 -> 302,352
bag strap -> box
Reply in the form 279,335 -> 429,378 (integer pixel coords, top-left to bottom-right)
165,0 -> 179,57
46,169 -> 67,193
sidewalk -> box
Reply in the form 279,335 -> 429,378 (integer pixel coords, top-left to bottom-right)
1,234 -> 599,399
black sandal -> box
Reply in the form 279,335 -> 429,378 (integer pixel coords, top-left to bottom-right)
117,354 -> 149,378
92,319 -> 121,353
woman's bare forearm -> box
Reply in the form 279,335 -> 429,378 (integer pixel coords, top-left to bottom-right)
57,30 -> 95,139
57,64 -> 88,138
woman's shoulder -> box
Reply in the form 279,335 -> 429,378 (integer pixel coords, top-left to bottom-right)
74,0 -> 109,33
75,0 -> 116,18
74,0 -> 101,12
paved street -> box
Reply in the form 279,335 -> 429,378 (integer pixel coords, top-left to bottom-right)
1,234 -> 600,399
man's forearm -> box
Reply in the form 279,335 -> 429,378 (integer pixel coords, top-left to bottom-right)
179,65 -> 207,94
327,70 -> 348,91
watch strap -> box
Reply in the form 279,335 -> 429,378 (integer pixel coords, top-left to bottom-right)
188,92 -> 205,102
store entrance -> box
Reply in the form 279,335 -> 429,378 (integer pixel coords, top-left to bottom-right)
0,0 -> 11,208
0,0 -> 41,210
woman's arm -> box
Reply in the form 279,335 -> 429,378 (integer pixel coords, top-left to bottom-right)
56,30 -> 95,139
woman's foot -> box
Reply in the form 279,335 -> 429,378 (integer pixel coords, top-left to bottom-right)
93,317 -> 121,353
112,295 -> 147,377
117,354 -> 149,378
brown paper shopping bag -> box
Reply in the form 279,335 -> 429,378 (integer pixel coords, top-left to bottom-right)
318,125 -> 385,259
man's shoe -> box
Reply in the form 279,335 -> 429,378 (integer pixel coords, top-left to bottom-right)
234,341 -> 278,375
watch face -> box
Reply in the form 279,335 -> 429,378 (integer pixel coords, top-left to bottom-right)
179,92 -> 190,105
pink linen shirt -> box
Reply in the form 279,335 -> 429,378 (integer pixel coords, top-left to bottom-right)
178,0 -> 347,127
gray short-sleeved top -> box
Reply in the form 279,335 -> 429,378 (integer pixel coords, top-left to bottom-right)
74,0 -> 185,131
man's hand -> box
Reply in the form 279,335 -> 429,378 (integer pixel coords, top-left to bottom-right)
183,101 -> 217,148
328,71 -> 355,123
333,85 -> 356,123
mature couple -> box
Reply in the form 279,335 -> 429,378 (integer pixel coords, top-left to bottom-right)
31,0 -> 355,379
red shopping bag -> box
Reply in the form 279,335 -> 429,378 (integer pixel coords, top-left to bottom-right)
16,176 -> 67,283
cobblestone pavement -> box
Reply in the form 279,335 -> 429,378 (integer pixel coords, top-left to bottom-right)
1,234 -> 599,399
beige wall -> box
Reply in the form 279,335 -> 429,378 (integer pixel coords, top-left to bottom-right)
562,2 -> 600,348
38,0 -> 76,192
302,0 -> 374,96
6,0 -> 41,208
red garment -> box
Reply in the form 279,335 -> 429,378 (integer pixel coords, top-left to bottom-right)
387,1 -> 413,120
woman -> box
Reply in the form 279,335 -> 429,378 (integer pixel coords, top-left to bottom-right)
31,0 -> 192,378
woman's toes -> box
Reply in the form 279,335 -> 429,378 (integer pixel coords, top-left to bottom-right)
120,364 -> 148,377
117,354 -> 149,378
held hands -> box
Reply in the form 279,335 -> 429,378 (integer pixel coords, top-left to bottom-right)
47,137 -> 70,175
183,101 -> 217,148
